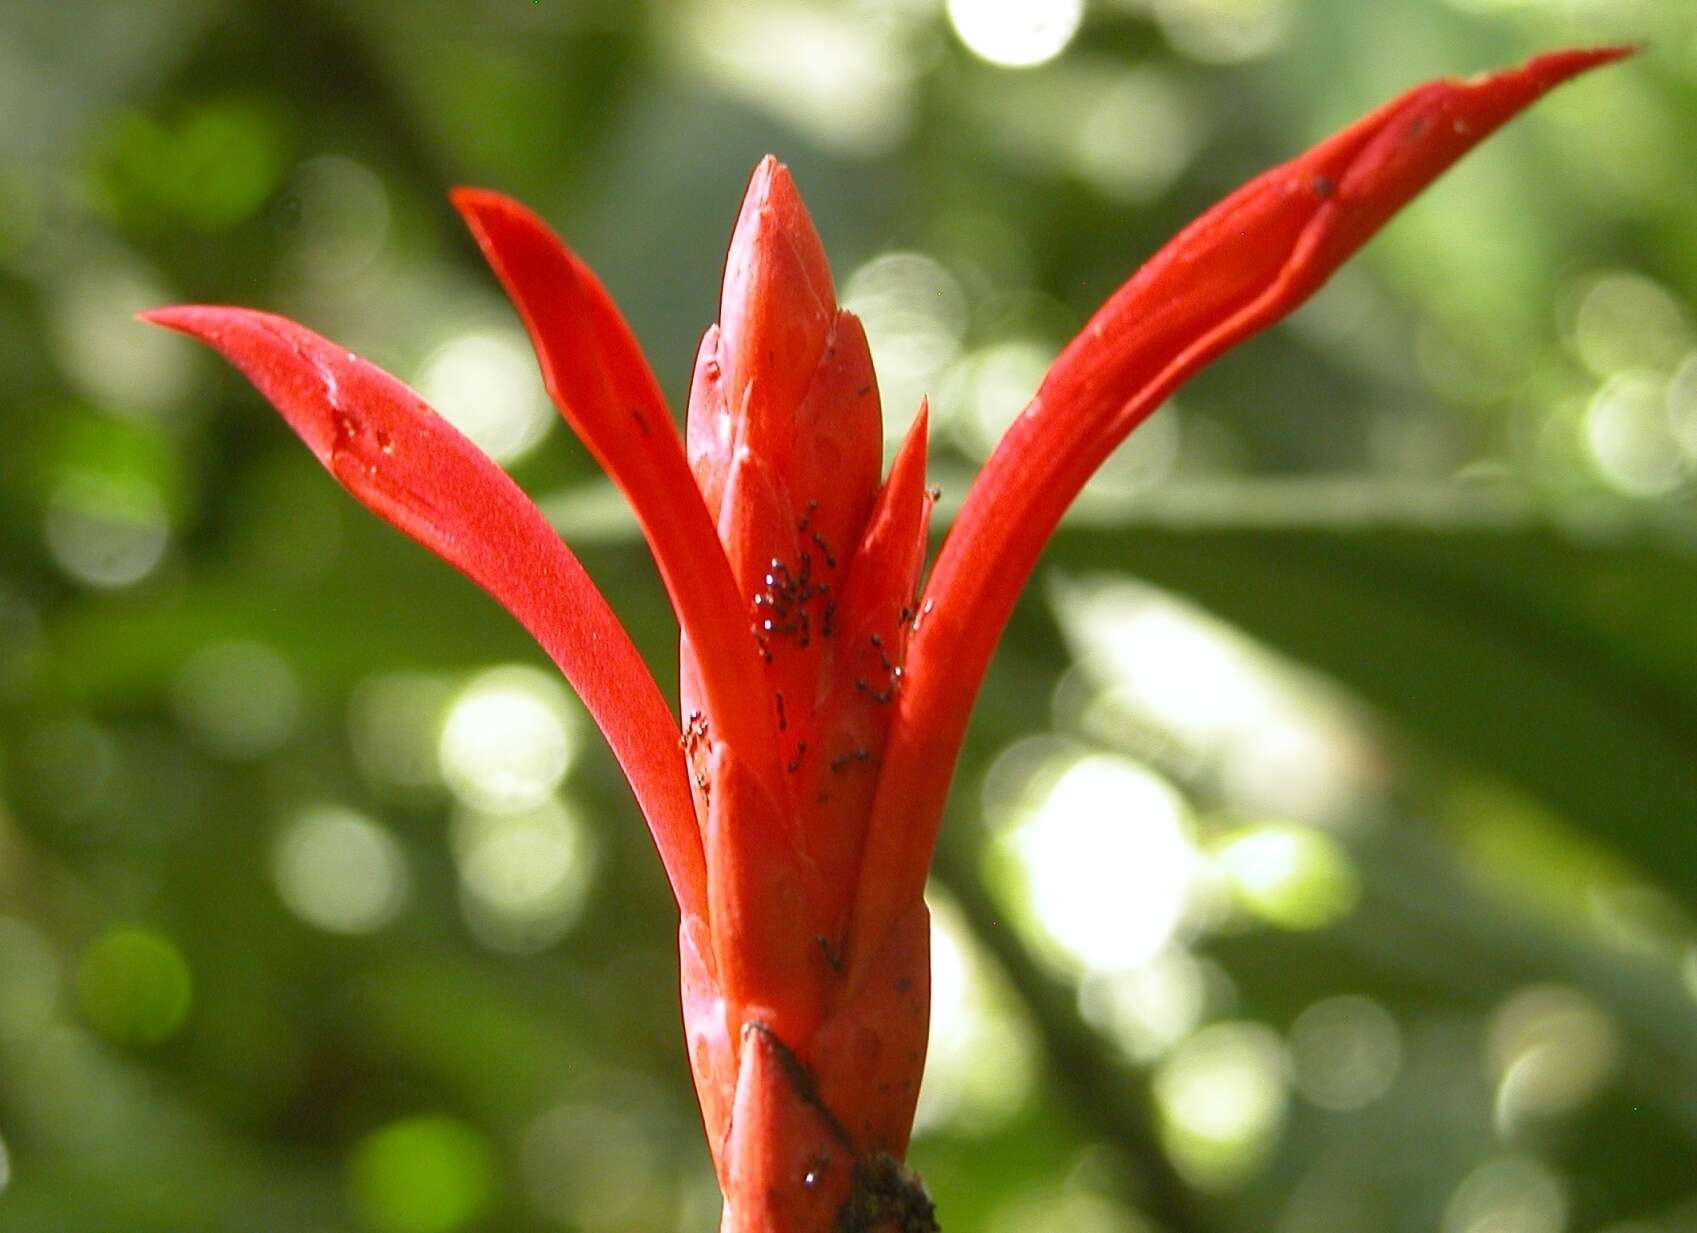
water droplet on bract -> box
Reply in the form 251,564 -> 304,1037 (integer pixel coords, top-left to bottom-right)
803,1156 -> 828,1188
376,430 -> 395,455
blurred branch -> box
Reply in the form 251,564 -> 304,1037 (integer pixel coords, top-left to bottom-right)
929,842 -> 1213,1233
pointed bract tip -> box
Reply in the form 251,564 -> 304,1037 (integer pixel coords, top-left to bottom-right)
743,155 -> 790,213
137,303 -> 298,347
449,185 -> 518,221
447,185 -> 485,211
138,304 -> 263,347
448,187 -> 539,250
729,156 -> 832,306
883,397 -> 931,498
136,305 -> 200,332
1519,43 -> 1639,85
717,157 -> 837,437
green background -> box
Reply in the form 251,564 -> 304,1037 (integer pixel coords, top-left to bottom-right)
3,1 -> 1696,1231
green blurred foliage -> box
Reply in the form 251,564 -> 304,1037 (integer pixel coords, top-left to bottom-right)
3,1 -> 1697,1232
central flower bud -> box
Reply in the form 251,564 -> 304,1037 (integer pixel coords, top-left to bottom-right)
676,158 -> 935,1230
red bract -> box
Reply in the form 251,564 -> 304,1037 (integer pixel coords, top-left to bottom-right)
143,47 -> 1627,1233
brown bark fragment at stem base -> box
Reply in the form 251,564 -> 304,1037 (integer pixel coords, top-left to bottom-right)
833,1153 -> 939,1233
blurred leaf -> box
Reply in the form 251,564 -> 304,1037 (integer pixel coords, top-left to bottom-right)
85,97 -> 292,231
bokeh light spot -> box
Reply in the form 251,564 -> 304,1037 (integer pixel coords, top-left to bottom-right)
1442,1156 -> 1567,1233
943,339 -> 1056,459
1072,65 -> 1205,203
76,925 -> 193,1047
44,471 -> 170,589
841,251 -> 967,447
452,798 -> 597,954
948,0 -> 1084,69
1213,824 -> 1360,931
1001,754 -> 1198,972
683,0 -> 921,155
1289,994 -> 1401,1111
1154,1020 -> 1289,1189
416,330 -> 552,465
272,804 -> 409,935
1667,351 -> 1697,463
1068,583 -> 1269,741
1080,409 -> 1182,504
520,1103 -> 668,1228
1078,949 -> 1209,1064
1584,370 -> 1687,497
438,666 -> 579,814
348,1115 -> 498,1233
285,155 -> 391,283
1154,0 -> 1289,64
50,262 -> 198,420
171,639 -> 301,760
1568,269 -> 1692,378
1054,578 -> 1372,826
1489,985 -> 1618,1132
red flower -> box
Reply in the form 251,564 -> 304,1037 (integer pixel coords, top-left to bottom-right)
143,47 -> 1626,1232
